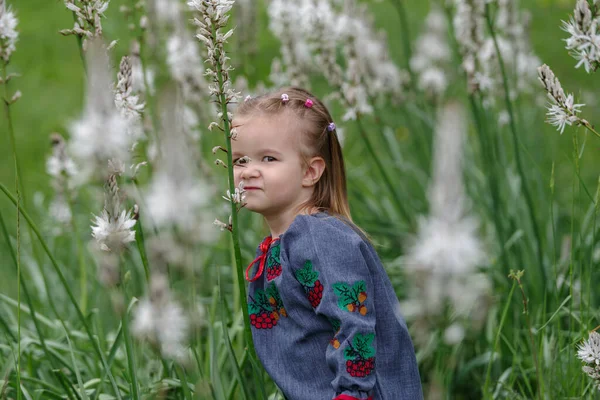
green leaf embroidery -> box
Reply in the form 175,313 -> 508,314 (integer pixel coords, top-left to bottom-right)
295,260 -> 318,286
329,318 -> 341,333
353,333 -> 375,359
248,302 -> 261,315
353,281 -> 366,295
267,243 -> 280,267
332,282 -> 356,309
265,283 -> 282,307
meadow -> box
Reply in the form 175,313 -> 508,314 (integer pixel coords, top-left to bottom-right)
1,0 -> 600,398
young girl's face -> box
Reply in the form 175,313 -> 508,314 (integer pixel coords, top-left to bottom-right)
231,113 -> 313,218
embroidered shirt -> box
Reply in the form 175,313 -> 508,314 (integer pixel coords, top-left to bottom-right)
247,213 -> 423,400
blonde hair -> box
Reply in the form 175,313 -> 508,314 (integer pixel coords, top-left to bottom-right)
235,87 -> 352,221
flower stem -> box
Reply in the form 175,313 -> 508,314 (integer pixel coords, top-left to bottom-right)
211,26 -> 257,361
485,4 -> 546,291
509,270 -> 543,399
483,278 -> 517,398
2,59 -> 21,400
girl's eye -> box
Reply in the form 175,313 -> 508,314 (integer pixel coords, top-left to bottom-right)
262,156 -> 276,162
233,157 -> 248,166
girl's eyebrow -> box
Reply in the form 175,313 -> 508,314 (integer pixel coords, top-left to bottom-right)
232,149 -> 283,157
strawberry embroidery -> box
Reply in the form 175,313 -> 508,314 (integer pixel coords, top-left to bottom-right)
295,260 -> 324,308
332,281 -> 368,315
266,241 -> 282,281
248,283 -> 287,330
344,333 -> 375,378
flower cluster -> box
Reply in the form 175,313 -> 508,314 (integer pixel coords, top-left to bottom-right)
401,102 -> 489,347
188,0 -> 240,114
267,0 -> 406,121
452,0 -> 541,103
61,0 -> 110,42
132,273 -> 189,361
114,55 -> 145,141
578,331 -> 600,389
91,170 -> 137,252
562,0 -> 600,73
69,39 -> 132,184
410,7 -> 452,97
537,63 -> 587,134
0,0 -> 18,63
144,88 -> 214,242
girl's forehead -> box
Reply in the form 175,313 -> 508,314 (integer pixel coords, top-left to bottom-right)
232,114 -> 303,149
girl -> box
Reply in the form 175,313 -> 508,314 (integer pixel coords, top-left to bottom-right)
231,87 -> 422,400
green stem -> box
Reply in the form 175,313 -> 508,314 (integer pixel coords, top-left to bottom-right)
210,23 -> 256,361
467,95 -> 509,270
2,59 -> 21,400
120,289 -> 139,400
485,4 -> 546,290
390,0 -> 415,87
483,279 -> 516,398
0,183 -> 123,400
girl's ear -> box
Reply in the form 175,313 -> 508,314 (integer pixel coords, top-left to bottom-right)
302,156 -> 326,187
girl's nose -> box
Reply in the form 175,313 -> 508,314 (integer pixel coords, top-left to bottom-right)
239,164 -> 260,180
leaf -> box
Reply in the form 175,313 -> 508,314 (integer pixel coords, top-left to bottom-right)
353,281 -> 366,295
248,302 -> 261,315
353,333 -> 375,359
266,283 -> 282,306
344,346 -> 358,361
267,243 -> 280,267
329,318 -> 341,333
254,289 -> 269,308
332,282 -> 356,309
295,260 -> 318,286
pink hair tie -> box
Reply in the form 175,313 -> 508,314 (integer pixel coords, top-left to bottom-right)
281,93 -> 289,103
304,98 -> 314,108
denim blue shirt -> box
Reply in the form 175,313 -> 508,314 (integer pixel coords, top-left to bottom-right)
247,213 -> 423,400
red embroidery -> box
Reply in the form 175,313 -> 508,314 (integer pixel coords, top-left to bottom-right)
245,236 -> 279,282
333,395 -> 373,400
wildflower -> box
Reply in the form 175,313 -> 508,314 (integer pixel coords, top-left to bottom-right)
61,0 -> 110,42
453,0 -> 485,93
537,64 -> 586,134
91,173 -> 136,252
132,274 -> 189,360
402,102 -> 489,346
411,7 -> 451,97
188,0 -> 240,111
562,0 -> 600,73
222,181 -> 246,204
144,88 -> 214,238
0,0 -> 18,63
578,331 -> 600,389
69,39 -> 132,184
114,56 -> 145,141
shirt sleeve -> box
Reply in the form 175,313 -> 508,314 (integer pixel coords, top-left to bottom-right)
284,216 -> 378,399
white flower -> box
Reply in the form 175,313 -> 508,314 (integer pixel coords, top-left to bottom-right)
562,0 -> 600,73
91,209 -> 136,252
0,1 -> 18,62
132,275 -> 190,360
222,181 -> 246,204
578,331 -> 600,365
538,64 -> 586,133
69,39 -> 133,184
